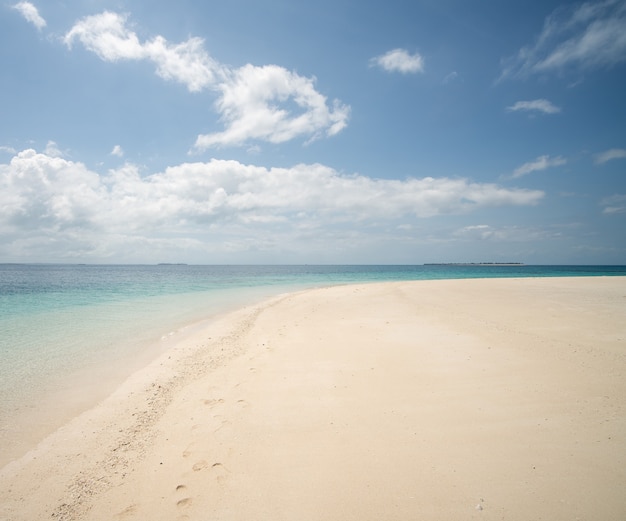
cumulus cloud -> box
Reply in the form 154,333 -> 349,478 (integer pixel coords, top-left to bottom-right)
12,1 -> 46,30
44,140 -> 64,157
370,48 -> 425,74
193,65 -> 350,149
111,145 -> 124,157
63,11 -> 349,149
511,155 -> 567,178
0,150 -> 103,231
64,12 -> 223,91
0,148 -> 543,259
595,148 -> 626,164
506,99 -> 561,114
500,0 -> 626,79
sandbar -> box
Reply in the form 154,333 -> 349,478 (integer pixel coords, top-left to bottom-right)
1,277 -> 625,520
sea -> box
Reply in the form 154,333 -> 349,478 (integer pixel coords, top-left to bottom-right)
1,263 -> 625,465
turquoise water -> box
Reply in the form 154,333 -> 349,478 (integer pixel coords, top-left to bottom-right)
1,263 -> 625,464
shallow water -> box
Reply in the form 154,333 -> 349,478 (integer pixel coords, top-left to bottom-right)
1,263 -> 625,465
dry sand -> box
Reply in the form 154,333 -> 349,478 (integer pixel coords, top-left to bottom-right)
1,277 -> 625,520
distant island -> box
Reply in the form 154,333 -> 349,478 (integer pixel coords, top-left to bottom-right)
424,262 -> 525,266
157,263 -> 188,265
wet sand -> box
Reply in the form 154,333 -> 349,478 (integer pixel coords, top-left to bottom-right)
1,277 -> 625,520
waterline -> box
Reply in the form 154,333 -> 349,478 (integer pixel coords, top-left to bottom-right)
2,264 -> 625,465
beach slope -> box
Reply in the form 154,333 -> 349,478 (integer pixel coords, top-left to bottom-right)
1,277 -> 625,520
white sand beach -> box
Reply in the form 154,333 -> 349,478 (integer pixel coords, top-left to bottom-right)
1,277 -> 625,520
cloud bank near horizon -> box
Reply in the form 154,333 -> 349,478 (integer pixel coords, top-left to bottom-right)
0,148 -> 543,261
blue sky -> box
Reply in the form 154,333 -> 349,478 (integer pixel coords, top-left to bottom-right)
1,0 -> 625,264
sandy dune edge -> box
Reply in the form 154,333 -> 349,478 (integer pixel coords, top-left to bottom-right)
1,277 -> 625,520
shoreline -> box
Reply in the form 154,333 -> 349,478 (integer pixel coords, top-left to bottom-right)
1,277 -> 625,520
0,283 -> 301,469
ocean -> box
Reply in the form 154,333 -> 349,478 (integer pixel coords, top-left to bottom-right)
1,263 -> 625,465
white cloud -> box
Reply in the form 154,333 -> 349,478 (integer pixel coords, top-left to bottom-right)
64,11 -> 349,148
44,140 -> 64,157
506,99 -> 561,114
370,48 -> 425,74
595,148 -> 626,164
454,224 -> 502,240
0,149 -> 103,230
12,1 -> 46,30
511,155 -> 567,178
63,12 -> 222,91
0,146 -> 17,155
0,148 -> 543,259
500,0 -> 626,79
193,64 -> 350,149
601,194 -> 626,214
111,145 -> 124,157
454,223 -> 567,243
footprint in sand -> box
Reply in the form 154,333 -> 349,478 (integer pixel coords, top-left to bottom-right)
173,484 -> 192,516
203,398 -> 224,407
210,462 -> 230,484
192,460 -> 209,471
182,441 -> 198,459
176,497 -> 193,509
191,460 -> 230,483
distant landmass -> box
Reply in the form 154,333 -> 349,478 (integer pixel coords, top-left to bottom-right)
424,262 -> 525,266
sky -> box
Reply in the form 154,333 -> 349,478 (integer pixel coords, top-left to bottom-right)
1,0 -> 625,264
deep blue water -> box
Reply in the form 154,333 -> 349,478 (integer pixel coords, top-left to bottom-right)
1,263 -> 625,464
3,263 -> 626,305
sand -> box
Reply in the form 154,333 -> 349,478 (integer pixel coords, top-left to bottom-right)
1,277 -> 625,521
